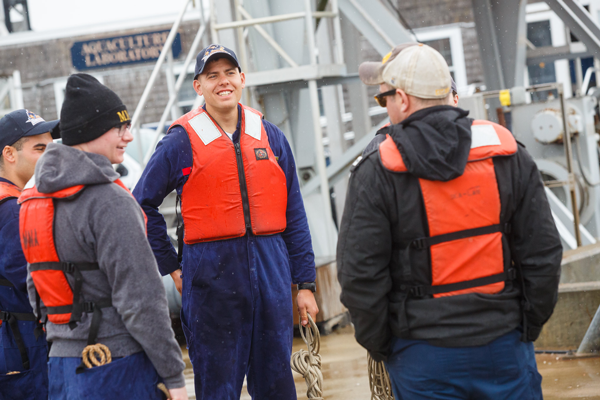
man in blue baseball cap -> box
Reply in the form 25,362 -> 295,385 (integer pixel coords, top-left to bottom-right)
134,44 -> 319,399
0,109 -> 57,399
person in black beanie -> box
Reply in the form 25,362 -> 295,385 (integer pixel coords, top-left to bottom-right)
20,73 -> 188,400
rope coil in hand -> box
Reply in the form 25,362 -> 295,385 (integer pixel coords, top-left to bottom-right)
291,314 -> 324,399
81,343 -> 112,369
367,353 -> 395,400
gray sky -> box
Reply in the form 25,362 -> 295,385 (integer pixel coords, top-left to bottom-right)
28,0 -> 195,32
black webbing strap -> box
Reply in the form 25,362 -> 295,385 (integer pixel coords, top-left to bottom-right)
405,268 -> 517,297
29,261 -> 100,272
176,194 -> 184,265
0,278 -> 13,287
75,299 -> 112,374
410,223 -> 510,250
0,311 -> 37,370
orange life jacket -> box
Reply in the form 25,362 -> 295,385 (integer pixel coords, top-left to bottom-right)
170,104 -> 287,244
18,179 -> 143,351
379,120 -> 518,298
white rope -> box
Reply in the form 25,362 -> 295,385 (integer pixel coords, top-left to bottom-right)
291,314 -> 324,399
368,353 -> 395,400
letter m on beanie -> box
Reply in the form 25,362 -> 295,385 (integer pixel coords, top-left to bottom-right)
117,110 -> 130,123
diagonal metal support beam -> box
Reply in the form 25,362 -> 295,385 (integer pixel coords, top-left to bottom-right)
237,5 -> 298,68
545,0 -> 600,57
337,0 -> 413,56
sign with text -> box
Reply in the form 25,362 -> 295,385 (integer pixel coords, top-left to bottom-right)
70,30 -> 182,71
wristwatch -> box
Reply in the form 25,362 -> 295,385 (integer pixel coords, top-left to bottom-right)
297,282 -> 317,293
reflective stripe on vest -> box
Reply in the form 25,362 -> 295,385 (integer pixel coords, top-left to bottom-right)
169,104 -> 287,244
379,120 -> 518,298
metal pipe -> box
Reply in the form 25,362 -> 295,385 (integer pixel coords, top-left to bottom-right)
142,21 -> 207,165
577,304 -> 600,354
209,0 -> 218,43
330,0 -> 344,64
304,0 -> 335,255
233,0 -> 250,106
166,51 -> 179,121
215,12 -> 306,30
581,66 -> 596,95
214,11 -> 337,31
559,84 -> 582,247
131,0 -> 192,163
11,70 -> 23,109
575,57 -> 584,96
237,6 -> 299,68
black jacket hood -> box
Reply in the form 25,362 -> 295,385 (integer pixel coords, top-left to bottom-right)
385,105 -> 473,182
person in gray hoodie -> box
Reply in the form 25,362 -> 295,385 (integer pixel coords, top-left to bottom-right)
21,74 -> 188,399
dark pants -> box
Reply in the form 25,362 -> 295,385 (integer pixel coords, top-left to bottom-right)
181,234 -> 296,400
48,351 -> 166,400
0,319 -> 48,400
385,330 -> 543,400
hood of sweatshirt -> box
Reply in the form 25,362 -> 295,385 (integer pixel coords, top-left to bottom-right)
35,142 -> 119,193
385,105 -> 473,182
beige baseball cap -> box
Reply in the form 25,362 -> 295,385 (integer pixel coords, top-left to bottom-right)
359,43 -> 451,99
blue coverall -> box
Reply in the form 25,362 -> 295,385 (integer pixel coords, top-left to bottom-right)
133,105 -> 316,399
0,177 -> 48,399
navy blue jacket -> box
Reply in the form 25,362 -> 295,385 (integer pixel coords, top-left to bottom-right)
0,177 -> 31,314
133,105 -> 316,284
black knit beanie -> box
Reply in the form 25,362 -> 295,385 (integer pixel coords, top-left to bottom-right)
57,73 -> 130,146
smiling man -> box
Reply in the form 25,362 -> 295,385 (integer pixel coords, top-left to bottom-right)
19,74 -> 187,399
0,109 -> 56,399
134,44 -> 318,399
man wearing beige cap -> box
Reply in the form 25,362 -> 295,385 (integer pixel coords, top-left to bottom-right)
337,44 -> 561,399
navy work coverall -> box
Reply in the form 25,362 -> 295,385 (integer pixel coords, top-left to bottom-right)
133,105 -> 316,399
0,177 -> 48,399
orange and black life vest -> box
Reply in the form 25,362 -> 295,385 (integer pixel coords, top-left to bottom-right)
0,181 -> 40,371
18,179 -> 139,363
170,104 -> 288,244
379,120 -> 518,298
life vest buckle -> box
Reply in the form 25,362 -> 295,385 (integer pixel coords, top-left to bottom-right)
82,302 -> 95,313
0,311 -> 9,321
408,286 -> 425,297
410,239 -> 426,250
62,262 -> 75,273
507,268 -> 517,280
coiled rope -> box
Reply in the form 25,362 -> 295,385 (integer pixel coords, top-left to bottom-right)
291,314 -> 324,399
82,343 -> 172,399
367,354 -> 395,400
81,343 -> 112,368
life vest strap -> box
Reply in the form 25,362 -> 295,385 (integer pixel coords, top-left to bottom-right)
0,278 -> 14,287
0,311 -> 37,321
410,223 -> 511,250
0,310 -> 37,370
405,268 -> 517,297
29,261 -> 100,273
75,298 -> 113,375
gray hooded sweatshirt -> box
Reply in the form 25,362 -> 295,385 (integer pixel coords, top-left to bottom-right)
26,142 -> 185,389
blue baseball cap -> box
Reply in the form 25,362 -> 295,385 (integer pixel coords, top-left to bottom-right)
0,109 -> 59,150
194,44 -> 241,79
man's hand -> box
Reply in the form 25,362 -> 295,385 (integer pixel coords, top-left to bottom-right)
168,387 -> 188,400
297,289 -> 319,326
170,269 -> 182,295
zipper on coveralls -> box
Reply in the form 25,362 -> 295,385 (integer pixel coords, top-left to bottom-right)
234,142 -> 252,231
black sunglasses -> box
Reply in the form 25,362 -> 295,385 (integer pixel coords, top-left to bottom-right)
374,88 -> 398,107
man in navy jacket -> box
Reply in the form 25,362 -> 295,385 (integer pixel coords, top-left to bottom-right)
0,109 -> 56,399
134,44 -> 318,399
